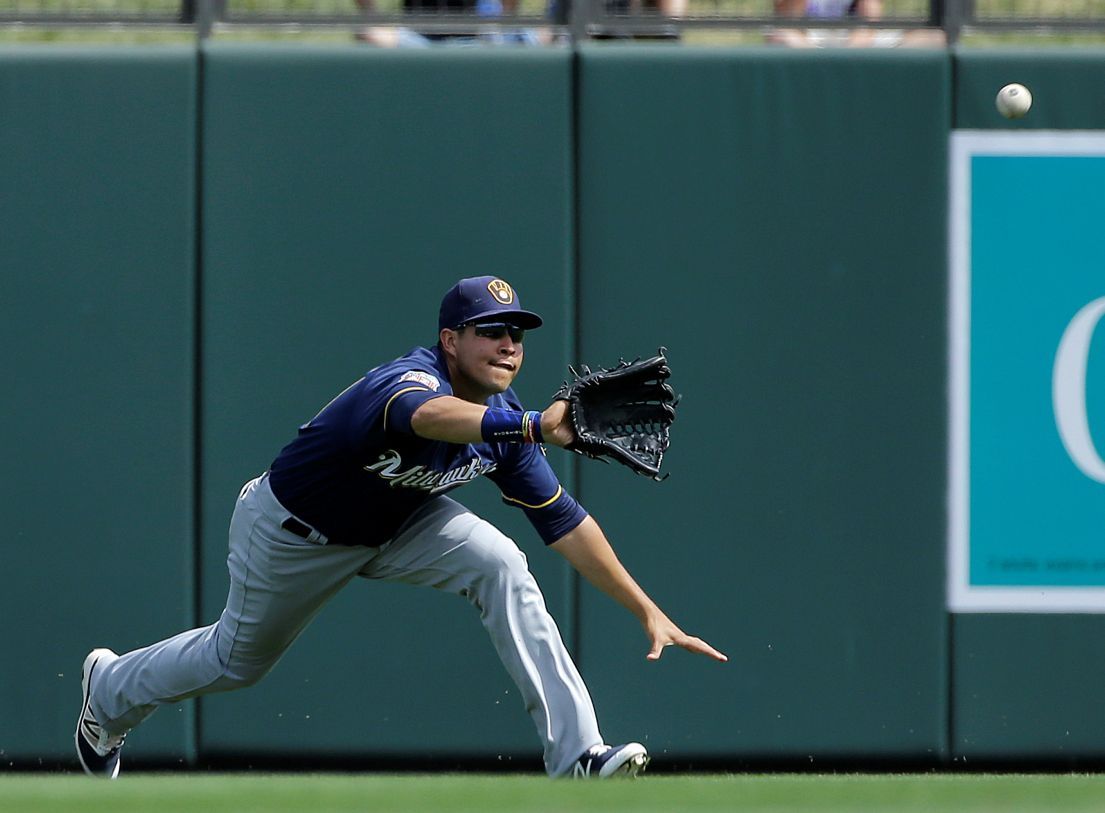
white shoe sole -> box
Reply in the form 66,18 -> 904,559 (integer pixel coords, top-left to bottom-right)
599,743 -> 650,778
75,648 -> 121,779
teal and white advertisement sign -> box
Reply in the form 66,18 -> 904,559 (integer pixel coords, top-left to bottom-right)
949,132 -> 1105,612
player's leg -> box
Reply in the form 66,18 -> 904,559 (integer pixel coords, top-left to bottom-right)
78,475 -> 377,775
358,495 -> 603,777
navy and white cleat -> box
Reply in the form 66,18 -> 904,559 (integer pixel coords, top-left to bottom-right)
74,648 -> 126,779
571,742 -> 650,778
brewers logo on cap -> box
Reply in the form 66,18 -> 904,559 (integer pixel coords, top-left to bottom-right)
488,279 -> 514,305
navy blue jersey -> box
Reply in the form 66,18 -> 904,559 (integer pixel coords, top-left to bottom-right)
267,345 -> 587,547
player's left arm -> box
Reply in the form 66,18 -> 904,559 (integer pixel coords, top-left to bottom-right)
551,516 -> 728,663
410,397 -> 575,446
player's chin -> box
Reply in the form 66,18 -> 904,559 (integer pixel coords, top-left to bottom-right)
485,365 -> 518,391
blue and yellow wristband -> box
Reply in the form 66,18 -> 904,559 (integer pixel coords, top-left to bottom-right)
482,408 -> 544,444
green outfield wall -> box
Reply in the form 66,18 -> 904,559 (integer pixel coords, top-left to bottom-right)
2,44 -> 1103,769
0,48 -> 198,763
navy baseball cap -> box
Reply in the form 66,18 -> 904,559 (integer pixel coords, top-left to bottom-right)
438,276 -> 544,332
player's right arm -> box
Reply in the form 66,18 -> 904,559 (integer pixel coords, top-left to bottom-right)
410,397 -> 575,447
551,516 -> 728,664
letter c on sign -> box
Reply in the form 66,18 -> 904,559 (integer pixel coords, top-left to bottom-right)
1053,296 -> 1105,483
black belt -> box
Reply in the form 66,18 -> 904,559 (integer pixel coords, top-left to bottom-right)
281,516 -> 316,540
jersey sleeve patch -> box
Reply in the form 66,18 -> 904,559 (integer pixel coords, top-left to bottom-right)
398,371 -> 441,391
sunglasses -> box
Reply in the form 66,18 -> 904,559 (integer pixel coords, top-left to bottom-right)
461,322 -> 526,343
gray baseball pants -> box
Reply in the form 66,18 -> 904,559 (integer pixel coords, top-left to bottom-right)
88,473 -> 603,777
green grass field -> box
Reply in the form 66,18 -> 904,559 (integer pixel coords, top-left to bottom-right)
3,773 -> 1105,813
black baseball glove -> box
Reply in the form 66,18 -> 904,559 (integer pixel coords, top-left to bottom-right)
553,348 -> 677,481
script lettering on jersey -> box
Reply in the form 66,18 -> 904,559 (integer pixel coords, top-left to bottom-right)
364,450 -> 497,493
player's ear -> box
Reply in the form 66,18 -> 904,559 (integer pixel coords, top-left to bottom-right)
439,327 -> 459,357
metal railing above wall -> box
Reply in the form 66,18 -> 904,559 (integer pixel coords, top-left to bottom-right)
0,0 -> 1103,43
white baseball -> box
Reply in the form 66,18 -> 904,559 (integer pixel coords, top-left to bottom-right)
996,83 -> 1032,119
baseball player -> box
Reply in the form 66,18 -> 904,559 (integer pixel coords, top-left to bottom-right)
75,276 -> 727,780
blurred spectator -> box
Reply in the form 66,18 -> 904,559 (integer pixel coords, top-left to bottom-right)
769,0 -> 945,48
357,0 -> 689,44
548,0 -> 685,40
356,0 -> 545,45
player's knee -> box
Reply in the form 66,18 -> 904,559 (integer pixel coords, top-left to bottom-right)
461,524 -> 536,595
498,545 -> 532,585
221,660 -> 274,690
208,620 -> 280,691
480,538 -> 532,587
216,644 -> 283,689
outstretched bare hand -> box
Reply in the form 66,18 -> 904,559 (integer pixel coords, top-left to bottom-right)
645,615 -> 728,663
